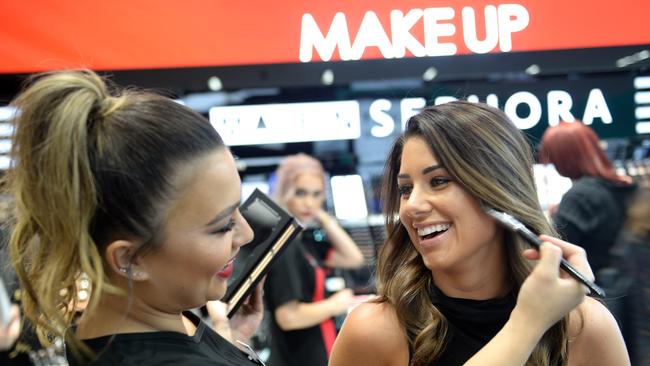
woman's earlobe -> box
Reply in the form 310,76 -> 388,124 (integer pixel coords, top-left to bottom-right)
105,240 -> 148,280
117,266 -> 149,281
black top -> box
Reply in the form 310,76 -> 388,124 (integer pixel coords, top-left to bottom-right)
264,231 -> 334,366
428,284 -> 517,365
553,176 -> 637,274
66,311 -> 261,366
611,233 -> 650,366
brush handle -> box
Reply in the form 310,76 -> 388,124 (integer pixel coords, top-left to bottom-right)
516,226 -> 606,298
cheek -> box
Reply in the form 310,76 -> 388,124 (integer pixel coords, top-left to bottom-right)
288,198 -> 301,209
191,237 -> 231,270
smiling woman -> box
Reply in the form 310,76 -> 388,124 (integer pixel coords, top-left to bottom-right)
5,70 -> 264,365
396,136 -> 505,289
329,101 -> 630,366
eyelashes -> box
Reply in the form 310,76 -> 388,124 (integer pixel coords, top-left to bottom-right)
430,177 -> 451,187
211,219 -> 236,234
397,185 -> 412,197
397,177 -> 451,197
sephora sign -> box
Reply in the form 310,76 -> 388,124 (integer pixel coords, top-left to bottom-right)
211,74 -> 646,147
367,75 -> 641,140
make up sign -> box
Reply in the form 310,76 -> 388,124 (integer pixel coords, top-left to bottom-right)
0,1 -> 648,72
299,4 -> 530,62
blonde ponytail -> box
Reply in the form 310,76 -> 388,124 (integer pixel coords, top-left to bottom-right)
7,70 -> 120,344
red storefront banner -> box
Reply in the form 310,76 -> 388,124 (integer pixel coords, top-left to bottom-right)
0,0 -> 648,73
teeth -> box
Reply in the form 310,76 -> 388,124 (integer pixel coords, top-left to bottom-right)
417,224 -> 451,236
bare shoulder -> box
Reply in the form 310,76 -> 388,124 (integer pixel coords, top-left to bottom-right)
330,301 -> 409,366
567,297 -> 630,366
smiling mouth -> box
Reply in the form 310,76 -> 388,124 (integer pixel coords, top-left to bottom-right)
420,230 -> 446,240
417,224 -> 451,241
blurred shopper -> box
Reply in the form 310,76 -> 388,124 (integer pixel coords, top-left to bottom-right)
539,121 -> 637,277
0,244 -> 22,361
264,153 -> 364,366
610,188 -> 650,365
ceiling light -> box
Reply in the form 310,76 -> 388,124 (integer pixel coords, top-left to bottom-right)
321,69 -> 334,85
422,67 -> 438,81
207,76 -> 223,91
525,64 -> 540,75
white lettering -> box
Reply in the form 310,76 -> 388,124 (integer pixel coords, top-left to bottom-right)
467,95 -> 480,103
369,99 -> 395,137
486,94 -> 499,108
400,98 -> 426,130
504,91 -> 541,129
497,4 -> 530,52
423,7 -> 457,56
547,90 -> 575,126
300,13 -> 352,62
210,101 -> 361,145
300,5 -> 531,62
390,9 -> 426,58
462,6 -> 499,54
435,96 -> 459,105
583,88 -> 613,124
351,11 -> 396,60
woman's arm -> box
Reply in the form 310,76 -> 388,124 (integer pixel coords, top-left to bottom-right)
317,210 -> 365,269
567,298 -> 630,365
329,302 -> 409,366
274,288 -> 354,330
0,304 -> 20,351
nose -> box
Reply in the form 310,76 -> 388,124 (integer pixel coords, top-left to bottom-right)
305,195 -> 319,209
402,186 -> 432,219
234,210 -> 254,248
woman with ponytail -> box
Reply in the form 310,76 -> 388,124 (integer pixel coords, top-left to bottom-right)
6,70 -> 264,365
329,102 -> 629,365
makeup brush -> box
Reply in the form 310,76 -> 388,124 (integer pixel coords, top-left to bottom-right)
485,207 -> 606,298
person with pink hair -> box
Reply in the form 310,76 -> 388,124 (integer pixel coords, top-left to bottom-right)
263,153 -> 364,366
539,121 -> 637,277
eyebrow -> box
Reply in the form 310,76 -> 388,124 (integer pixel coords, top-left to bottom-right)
205,202 -> 240,227
397,164 -> 443,179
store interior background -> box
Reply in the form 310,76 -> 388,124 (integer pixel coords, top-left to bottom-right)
1,2 -> 650,355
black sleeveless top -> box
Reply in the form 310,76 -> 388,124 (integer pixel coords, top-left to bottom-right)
427,285 -> 517,365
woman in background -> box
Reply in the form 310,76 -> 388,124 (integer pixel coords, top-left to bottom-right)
612,187 -> 650,365
330,101 -> 629,365
6,70 -> 264,365
264,153 -> 364,366
539,121 -> 637,276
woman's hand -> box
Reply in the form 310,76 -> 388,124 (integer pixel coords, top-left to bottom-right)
464,237 -> 592,366
315,208 -> 332,226
514,235 -> 590,332
207,280 -> 265,345
0,304 -> 21,351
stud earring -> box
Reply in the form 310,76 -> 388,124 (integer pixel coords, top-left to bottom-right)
118,267 -> 128,273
